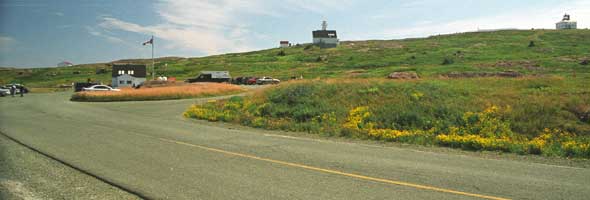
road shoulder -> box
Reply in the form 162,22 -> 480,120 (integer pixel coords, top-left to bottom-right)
187,119 -> 590,169
0,134 -> 141,200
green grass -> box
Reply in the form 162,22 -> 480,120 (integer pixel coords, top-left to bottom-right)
2,30 -> 590,88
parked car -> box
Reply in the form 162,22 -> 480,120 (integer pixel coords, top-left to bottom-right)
0,87 -> 10,97
246,77 -> 258,85
256,77 -> 280,85
232,76 -> 255,85
74,82 -> 100,92
232,76 -> 244,85
82,85 -> 121,92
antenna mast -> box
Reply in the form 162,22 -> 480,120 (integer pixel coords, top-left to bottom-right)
321,21 -> 328,31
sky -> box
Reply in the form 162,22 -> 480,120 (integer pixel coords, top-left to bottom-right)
0,0 -> 588,68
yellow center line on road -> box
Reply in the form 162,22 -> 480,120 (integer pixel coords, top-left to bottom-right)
157,137 -> 511,200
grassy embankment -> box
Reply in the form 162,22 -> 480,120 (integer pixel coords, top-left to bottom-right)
185,78 -> 590,158
71,83 -> 244,102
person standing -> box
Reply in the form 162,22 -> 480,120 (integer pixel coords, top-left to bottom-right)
19,85 -> 24,97
10,84 -> 15,97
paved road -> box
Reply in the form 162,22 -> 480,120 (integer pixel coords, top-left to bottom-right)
1,134 -> 140,200
1,93 -> 589,200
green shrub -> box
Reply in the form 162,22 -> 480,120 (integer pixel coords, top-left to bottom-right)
442,58 -> 454,65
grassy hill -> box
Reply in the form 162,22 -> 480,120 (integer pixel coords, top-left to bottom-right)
1,29 -> 589,88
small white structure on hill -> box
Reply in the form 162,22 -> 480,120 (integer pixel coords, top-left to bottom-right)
111,64 -> 147,88
556,14 -> 577,30
312,21 -> 339,48
57,61 -> 74,67
280,41 -> 290,48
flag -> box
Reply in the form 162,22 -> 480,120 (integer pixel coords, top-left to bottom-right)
142,37 -> 153,45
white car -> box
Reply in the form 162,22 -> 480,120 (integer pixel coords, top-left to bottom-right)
0,87 -> 10,96
256,77 -> 280,85
82,85 -> 121,92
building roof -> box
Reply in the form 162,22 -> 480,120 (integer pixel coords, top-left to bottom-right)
280,41 -> 289,44
313,30 -> 338,38
112,64 -> 147,78
57,61 -> 73,66
201,71 -> 231,79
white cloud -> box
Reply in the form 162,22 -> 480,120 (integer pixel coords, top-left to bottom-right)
86,26 -> 125,43
380,0 -> 590,39
54,12 -> 64,16
86,26 -> 145,55
96,0 -> 277,55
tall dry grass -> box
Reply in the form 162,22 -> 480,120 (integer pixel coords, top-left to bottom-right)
71,83 -> 245,102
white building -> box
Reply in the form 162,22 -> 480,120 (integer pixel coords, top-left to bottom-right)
556,14 -> 577,30
111,64 -> 147,88
280,41 -> 290,48
57,61 -> 74,67
312,21 -> 339,48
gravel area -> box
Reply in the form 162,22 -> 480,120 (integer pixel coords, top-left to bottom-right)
0,135 -> 141,200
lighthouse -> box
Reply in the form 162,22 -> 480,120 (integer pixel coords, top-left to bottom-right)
556,14 -> 577,30
312,21 -> 339,48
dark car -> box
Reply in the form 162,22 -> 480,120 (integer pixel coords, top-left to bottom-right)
232,77 -> 244,85
232,76 -> 254,85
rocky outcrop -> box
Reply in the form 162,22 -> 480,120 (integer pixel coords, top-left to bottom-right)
388,72 -> 419,79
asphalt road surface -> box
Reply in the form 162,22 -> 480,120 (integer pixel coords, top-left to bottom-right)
1,132 -> 140,200
1,92 -> 589,200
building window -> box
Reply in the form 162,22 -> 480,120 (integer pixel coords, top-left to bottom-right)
127,80 -> 132,84
118,70 -> 124,75
129,70 -> 134,75
119,80 -> 124,84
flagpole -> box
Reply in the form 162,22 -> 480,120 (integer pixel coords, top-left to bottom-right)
151,35 -> 155,80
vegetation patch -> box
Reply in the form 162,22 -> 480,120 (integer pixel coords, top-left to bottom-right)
184,78 -> 590,158
71,83 -> 244,102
